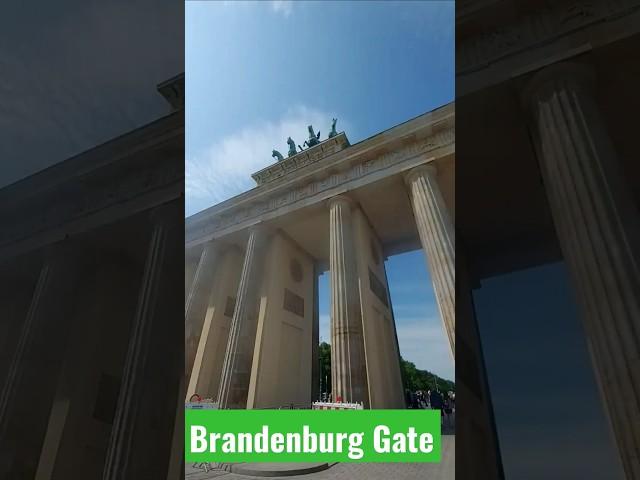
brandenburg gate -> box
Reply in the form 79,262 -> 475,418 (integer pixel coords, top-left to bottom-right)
184,103 -> 455,409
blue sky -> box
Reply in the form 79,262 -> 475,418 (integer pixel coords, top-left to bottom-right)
474,263 -> 624,478
186,1 -> 454,380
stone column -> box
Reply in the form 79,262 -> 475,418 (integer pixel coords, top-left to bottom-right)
328,195 -> 368,405
103,215 -> 173,480
523,62 -> 640,479
0,265 -> 51,435
217,226 -> 268,409
165,375 -> 185,480
187,247 -> 242,401
185,246 -> 202,302
405,164 -> 455,356
185,241 -> 219,384
456,252 -> 505,478
0,250 -> 80,479
311,263 -> 320,402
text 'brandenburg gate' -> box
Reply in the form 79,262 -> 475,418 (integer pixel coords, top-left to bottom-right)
184,104 -> 455,409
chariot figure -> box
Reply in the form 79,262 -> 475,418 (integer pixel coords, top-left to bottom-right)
303,125 -> 321,148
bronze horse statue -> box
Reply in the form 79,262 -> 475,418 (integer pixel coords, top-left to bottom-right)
287,137 -> 297,157
272,150 -> 284,161
303,125 -> 321,148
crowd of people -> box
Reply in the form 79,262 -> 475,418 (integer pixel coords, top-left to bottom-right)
317,389 -> 455,426
405,389 -> 455,426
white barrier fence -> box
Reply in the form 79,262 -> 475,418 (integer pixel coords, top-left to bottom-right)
185,401 -> 218,410
311,401 -> 364,410
186,400 -> 363,410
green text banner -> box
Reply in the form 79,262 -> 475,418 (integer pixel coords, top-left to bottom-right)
185,409 -> 441,463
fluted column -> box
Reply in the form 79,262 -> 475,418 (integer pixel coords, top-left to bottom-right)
217,226 -> 268,409
185,241 -> 220,383
0,265 -> 50,436
311,263 -> 320,402
405,164 -> 455,356
0,249 -> 80,479
185,247 -> 202,302
103,215 -> 173,480
328,195 -> 368,405
523,62 -> 640,479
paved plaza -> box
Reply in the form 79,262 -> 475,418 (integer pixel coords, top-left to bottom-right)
185,434 -> 454,480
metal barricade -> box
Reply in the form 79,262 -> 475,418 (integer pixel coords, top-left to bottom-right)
311,401 -> 364,410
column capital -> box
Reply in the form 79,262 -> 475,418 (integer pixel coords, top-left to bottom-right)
246,223 -> 271,238
521,62 -> 595,113
403,163 -> 437,187
326,194 -> 355,211
244,224 -> 271,254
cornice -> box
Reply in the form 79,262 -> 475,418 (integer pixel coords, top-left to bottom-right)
187,104 -> 454,226
457,0 -> 640,77
186,114 -> 454,247
0,115 -> 184,261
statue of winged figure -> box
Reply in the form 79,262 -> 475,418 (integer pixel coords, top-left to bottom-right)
328,118 -> 338,138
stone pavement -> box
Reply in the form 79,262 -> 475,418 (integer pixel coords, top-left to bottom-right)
185,434 -> 454,480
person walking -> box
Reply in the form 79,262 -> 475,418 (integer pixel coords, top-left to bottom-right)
429,388 -> 444,424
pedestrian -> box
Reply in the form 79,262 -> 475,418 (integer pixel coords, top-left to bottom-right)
429,389 -> 444,424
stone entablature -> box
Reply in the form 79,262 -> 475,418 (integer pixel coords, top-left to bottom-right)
0,111 -> 184,261
185,105 -> 454,247
251,133 -> 350,186
457,0 -> 640,92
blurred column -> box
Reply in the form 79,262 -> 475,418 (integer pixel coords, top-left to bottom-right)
217,226 -> 268,409
0,247 -> 81,478
185,240 -> 220,384
456,253 -> 505,479
185,246 -> 202,303
523,62 -> 640,479
311,262 -> 320,403
328,195 -> 368,405
103,208 -> 179,480
405,164 -> 455,356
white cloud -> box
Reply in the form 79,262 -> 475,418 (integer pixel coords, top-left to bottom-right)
186,105 -> 339,214
269,0 -> 293,18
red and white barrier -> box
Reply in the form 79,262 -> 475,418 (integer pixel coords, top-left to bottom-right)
186,394 -> 218,410
312,401 -> 363,410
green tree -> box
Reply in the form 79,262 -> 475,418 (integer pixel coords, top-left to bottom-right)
399,357 -> 454,394
316,343 -> 454,402
319,342 -> 331,397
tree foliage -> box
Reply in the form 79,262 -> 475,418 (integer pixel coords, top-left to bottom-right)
399,356 -> 455,393
317,342 -> 454,396
319,341 -> 331,394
